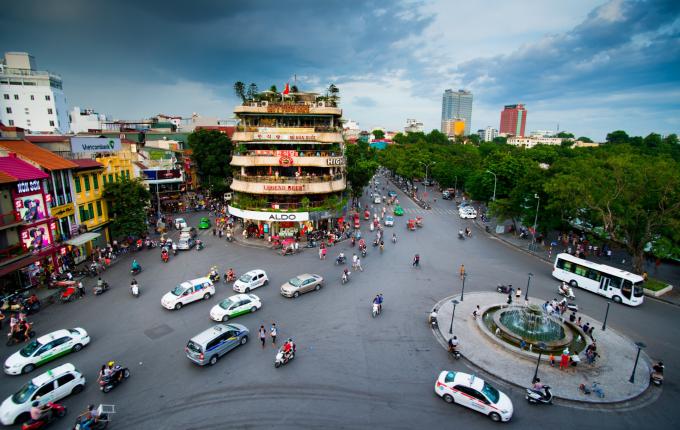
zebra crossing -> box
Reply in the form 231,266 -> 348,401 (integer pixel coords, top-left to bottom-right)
402,207 -> 458,215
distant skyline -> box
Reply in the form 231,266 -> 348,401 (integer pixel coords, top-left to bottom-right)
1,0 -> 679,140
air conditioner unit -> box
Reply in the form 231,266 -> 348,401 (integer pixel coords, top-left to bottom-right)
250,102 -> 258,107
317,101 -> 326,107
260,101 -> 269,107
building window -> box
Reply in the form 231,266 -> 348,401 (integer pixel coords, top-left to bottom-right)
8,120 -> 13,126
88,203 -> 94,219
30,95 -> 34,101
79,205 -> 89,221
96,201 -> 103,216
47,108 -> 53,114
84,175 -> 91,191
24,108 -> 29,114
74,177 -> 81,193
49,121 -> 55,127
13,94 -> 18,100
62,171 -> 72,203
2,94 -> 8,100
5,107 -> 11,114
92,174 -> 99,189
45,95 -> 51,101
108,174 -> 113,183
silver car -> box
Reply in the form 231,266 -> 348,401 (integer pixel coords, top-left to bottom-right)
185,323 -> 249,366
280,274 -> 324,298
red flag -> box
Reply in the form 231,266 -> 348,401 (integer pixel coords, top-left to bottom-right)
283,83 -> 290,95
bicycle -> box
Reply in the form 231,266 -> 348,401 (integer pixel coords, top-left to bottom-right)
579,381 -> 605,398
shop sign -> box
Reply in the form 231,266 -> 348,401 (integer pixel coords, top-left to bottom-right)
266,104 -> 310,114
60,247 -> 67,255
45,194 -> 52,203
51,204 -> 75,218
50,222 -> 57,230
263,184 -> 305,192
20,222 -> 52,252
14,193 -> 47,223
17,180 -> 41,194
279,155 -> 294,166
227,205 -> 309,222
71,137 -> 121,153
254,133 -> 316,141
326,157 -> 345,166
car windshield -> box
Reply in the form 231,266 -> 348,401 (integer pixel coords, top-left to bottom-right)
633,281 -> 645,297
12,381 -> 37,404
239,274 -> 253,282
288,277 -> 304,287
20,340 -> 42,357
444,371 -> 457,383
481,382 -> 500,404
218,299 -> 234,310
186,341 -> 201,354
171,285 -> 186,296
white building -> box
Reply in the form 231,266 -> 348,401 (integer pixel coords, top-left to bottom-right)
342,118 -> 361,140
404,118 -> 423,133
69,106 -> 108,133
478,126 -> 498,142
0,52 -> 69,133
507,136 -> 564,148
529,130 -> 556,138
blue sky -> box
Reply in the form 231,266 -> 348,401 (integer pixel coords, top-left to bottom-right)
1,0 -> 679,140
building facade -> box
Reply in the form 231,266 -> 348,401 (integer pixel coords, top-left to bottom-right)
441,89 -> 473,135
477,126 -> 499,142
507,136 -> 562,148
499,104 -> 527,137
0,52 -> 69,133
404,119 -> 424,133
229,95 -> 346,239
442,119 -> 466,137
69,107 -> 107,133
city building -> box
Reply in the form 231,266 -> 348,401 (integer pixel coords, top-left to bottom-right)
442,118 -> 466,137
499,104 -> 527,137
441,89 -> 473,135
405,119 -> 424,133
0,52 -> 69,133
71,159 -> 108,256
529,130 -> 555,138
507,136 -> 563,148
477,126 -> 498,142
69,107 -> 108,133
342,119 -> 361,142
229,92 -> 346,238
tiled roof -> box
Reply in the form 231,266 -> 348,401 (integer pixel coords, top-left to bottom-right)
0,139 -> 78,171
71,159 -> 104,170
0,155 -> 50,182
25,135 -> 70,143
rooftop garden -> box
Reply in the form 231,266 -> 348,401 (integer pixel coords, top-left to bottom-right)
233,81 -> 340,106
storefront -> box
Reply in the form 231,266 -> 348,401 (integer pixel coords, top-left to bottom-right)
65,232 -> 101,265
228,206 -> 309,238
49,203 -> 76,241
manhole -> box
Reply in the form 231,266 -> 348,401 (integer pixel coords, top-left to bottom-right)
144,324 -> 174,340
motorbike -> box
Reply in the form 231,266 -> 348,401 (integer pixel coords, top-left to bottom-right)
458,231 -> 465,240
72,409 -> 110,430
224,272 -> 236,283
449,347 -> 461,360
100,365 -> 130,393
87,264 -> 99,278
130,283 -> 139,298
496,284 -> 513,294
196,241 -> 204,251
225,232 -> 234,242
21,402 -> 67,430
558,297 -> 578,313
208,271 -> 220,283
274,345 -> 295,368
93,282 -> 109,296
6,323 -> 36,346
60,286 -> 80,303
130,266 -> 142,276
361,247 -> 367,258
341,271 -> 350,285
372,239 -> 379,247
335,255 -> 346,265
144,240 -> 156,250
372,303 -> 381,317
558,283 -> 576,300
392,236 -> 397,244
651,363 -> 664,386
429,311 -> 438,329
161,252 -> 169,263
526,385 -> 553,405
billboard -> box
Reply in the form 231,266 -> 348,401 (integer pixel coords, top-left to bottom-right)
71,137 -> 121,153
21,223 -> 52,252
14,193 -> 47,223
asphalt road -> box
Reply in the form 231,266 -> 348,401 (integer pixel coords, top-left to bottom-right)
1,175 -> 678,430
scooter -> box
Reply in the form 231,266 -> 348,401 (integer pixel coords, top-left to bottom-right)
558,297 -> 578,313
131,266 -> 142,276
372,303 -> 381,317
558,283 -> 576,300
429,312 -> 438,329
449,347 -> 461,360
196,241 -> 204,251
130,283 -> 139,298
526,385 -> 553,405
274,346 -> 295,368
361,247 -> 367,258
72,408 -> 110,430
497,284 -> 513,294
651,363 -> 664,386
458,231 -> 465,240
60,286 -> 79,303
226,232 -> 234,242
161,252 -> 169,263
341,271 -> 350,285
208,271 -> 220,283
335,255 -> 346,265
6,324 -> 36,346
93,282 -> 110,296
21,402 -> 67,430
224,272 -> 237,283
100,365 -> 131,393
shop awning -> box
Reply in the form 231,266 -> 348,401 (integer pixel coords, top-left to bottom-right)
0,254 -> 42,278
65,232 -> 101,247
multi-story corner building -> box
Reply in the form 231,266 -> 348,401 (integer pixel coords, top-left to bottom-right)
477,126 -> 499,142
229,93 -> 346,238
441,89 -> 473,136
500,104 -> 527,137
0,52 -> 69,133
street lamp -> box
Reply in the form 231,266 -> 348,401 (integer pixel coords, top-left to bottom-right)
525,272 -> 533,302
532,342 -> 548,383
629,341 -> 646,383
419,161 -> 436,201
448,299 -> 460,335
460,273 -> 467,302
454,176 -> 458,196
486,170 -> 497,201
531,193 -> 540,251
602,301 -> 611,331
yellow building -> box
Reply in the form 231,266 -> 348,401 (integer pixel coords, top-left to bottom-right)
96,150 -> 134,183
442,118 -> 466,137
71,159 -> 109,251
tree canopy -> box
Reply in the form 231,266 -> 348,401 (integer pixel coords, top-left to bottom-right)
187,129 -> 233,195
103,178 -> 151,239
345,140 -> 379,197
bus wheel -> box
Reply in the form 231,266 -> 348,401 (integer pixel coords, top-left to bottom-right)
569,280 -> 578,288
612,296 -> 622,304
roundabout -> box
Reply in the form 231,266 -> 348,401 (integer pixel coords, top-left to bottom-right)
431,292 -> 652,404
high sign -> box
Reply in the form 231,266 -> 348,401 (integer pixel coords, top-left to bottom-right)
71,137 -> 121,153
266,104 -> 310,114
254,133 -> 316,141
228,205 -> 309,222
326,157 -> 344,166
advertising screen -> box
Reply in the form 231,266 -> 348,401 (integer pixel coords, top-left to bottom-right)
21,223 -> 52,252
14,193 -> 47,223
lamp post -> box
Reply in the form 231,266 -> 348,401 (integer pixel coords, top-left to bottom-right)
532,342 -> 548,383
448,299 -> 460,335
525,272 -> 533,302
486,170 -> 497,201
420,161 -> 436,201
531,193 -> 540,251
460,273 -> 467,301
454,176 -> 458,196
602,301 -> 611,331
629,341 -> 646,383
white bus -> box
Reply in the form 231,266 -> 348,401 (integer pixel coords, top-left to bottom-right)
552,253 -> 645,306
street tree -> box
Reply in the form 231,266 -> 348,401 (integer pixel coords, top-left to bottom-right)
372,129 -> 385,140
103,178 -> 151,239
345,141 -> 378,197
187,129 -> 233,195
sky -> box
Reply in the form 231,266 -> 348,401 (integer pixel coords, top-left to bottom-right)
1,0 -> 679,140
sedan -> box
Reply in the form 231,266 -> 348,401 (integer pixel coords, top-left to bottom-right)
4,328 -> 90,375
459,208 -> 477,219
210,294 -> 262,322
384,216 -> 395,227
198,217 -> 211,229
233,269 -> 269,293
281,274 -> 324,298
393,205 -> 404,216
435,371 -> 513,422
387,190 -> 397,197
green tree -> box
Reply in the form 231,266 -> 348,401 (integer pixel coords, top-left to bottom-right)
492,136 -> 507,145
246,83 -> 259,101
233,81 -> 246,103
269,84 -> 278,93
468,134 -> 481,145
103,178 -> 151,239
327,83 -> 339,105
346,141 -> 378,197
187,129 -> 233,195
372,129 -> 385,140
577,136 -> 593,143
556,132 -> 574,138
605,130 -> 629,145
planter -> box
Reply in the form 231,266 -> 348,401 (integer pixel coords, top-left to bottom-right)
643,284 -> 673,297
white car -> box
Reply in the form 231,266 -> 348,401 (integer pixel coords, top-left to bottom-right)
0,363 -> 85,425
174,217 -> 188,230
435,371 -> 513,422
374,196 -> 381,204
162,277 -> 215,310
4,328 -> 90,375
210,294 -> 262,322
384,216 -> 394,227
233,269 -> 269,293
459,208 -> 477,219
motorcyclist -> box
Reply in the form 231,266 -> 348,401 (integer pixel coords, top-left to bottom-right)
413,254 -> 420,267
28,401 -> 49,424
342,268 -> 350,283
392,233 -> 397,243
358,238 -> 366,250
448,336 -> 459,353
559,282 -> 570,296
172,241 -> 178,255
282,338 -> 295,360
532,377 -> 545,391
161,248 -> 169,261
130,279 -> 139,296
78,404 -> 100,430
131,259 -> 141,272
209,267 -> 219,282
96,277 -> 105,289
337,252 -> 345,264
196,239 -> 204,250
458,229 -> 464,238
226,268 -> 236,282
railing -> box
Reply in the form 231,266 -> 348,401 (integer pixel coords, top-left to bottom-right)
231,200 -> 329,211
234,150 -> 342,157
0,244 -> 26,262
239,100 -> 338,108
232,173 -> 344,184
235,125 -> 341,133
0,212 -> 20,227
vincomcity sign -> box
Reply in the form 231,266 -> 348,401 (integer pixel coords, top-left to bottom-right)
71,137 -> 121,153
227,205 -> 309,222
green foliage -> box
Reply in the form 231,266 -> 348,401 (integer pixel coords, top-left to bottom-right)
605,130 -> 629,144
187,129 -> 233,192
233,81 -> 246,103
372,129 -> 385,140
103,178 -> 151,239
556,132 -> 574,138
468,134 -> 481,145
492,136 -> 507,145
577,136 -> 593,143
346,142 -> 379,197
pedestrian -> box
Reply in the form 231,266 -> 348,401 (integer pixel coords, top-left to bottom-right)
270,323 -> 277,345
507,289 -> 513,305
577,316 -> 582,326
588,325 -> 595,339
515,287 -> 522,299
559,350 -> 569,370
472,305 -> 480,319
77,281 -> 85,297
459,264 -> 466,280
259,325 -> 267,348
356,257 -> 363,272
321,247 -> 327,260
549,353 -> 555,367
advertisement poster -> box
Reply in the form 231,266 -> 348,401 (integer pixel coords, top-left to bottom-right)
14,193 -> 46,223
21,224 -> 52,253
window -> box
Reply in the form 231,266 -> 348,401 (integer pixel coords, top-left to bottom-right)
74,177 -> 81,193
45,95 -> 51,101
47,108 -> 53,114
30,95 -> 34,101
88,203 -> 94,219
24,108 -> 29,114
5,107 -> 11,114
92,174 -> 99,189
586,269 -> 600,281
108,174 -> 113,183
2,94 -> 7,100
56,373 -> 75,387
8,120 -> 13,126
13,94 -> 18,100
79,205 -> 89,221
574,264 -> 588,277
84,175 -> 90,191
96,200 -> 102,216
49,120 -> 55,127
33,382 -> 54,400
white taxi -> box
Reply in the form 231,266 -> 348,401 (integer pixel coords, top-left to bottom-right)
210,294 -> 262,322
434,371 -> 513,422
459,207 -> 477,219
4,328 -> 90,375
162,277 -> 215,310
0,363 -> 85,425
233,269 -> 269,293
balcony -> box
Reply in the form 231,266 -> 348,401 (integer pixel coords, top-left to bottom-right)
231,173 -> 346,195
234,101 -> 342,116
232,152 -> 345,167
0,212 -> 22,231
232,130 -> 343,144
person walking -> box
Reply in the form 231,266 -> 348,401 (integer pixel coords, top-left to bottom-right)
459,264 -> 466,280
259,325 -> 267,348
270,323 -> 277,346
356,257 -> 363,272
515,287 -> 522,300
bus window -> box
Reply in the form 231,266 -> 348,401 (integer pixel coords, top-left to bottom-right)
622,280 -> 633,299
633,282 -> 644,297
557,259 -> 569,270
609,276 -> 622,289
574,265 -> 587,277
586,269 -> 601,281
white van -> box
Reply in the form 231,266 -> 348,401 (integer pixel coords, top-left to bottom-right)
162,277 -> 215,310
